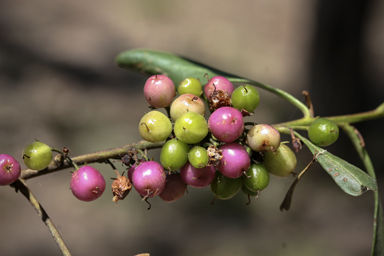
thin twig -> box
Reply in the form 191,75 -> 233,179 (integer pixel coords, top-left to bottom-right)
12,179 -> 72,256
20,140 -> 165,180
339,123 -> 383,256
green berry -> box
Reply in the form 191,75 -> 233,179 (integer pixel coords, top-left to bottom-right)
263,143 -> 297,177
160,139 -> 190,172
308,118 -> 339,146
188,146 -> 208,168
178,77 -> 203,97
241,184 -> 259,197
22,141 -> 53,170
242,163 -> 270,192
231,84 -> 260,113
211,172 -> 242,200
174,112 -> 208,144
139,111 -> 172,143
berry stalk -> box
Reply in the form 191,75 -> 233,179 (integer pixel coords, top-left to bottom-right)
11,179 -> 71,256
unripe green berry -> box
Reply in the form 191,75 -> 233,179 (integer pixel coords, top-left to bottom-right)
160,139 -> 190,172
188,146 -> 209,168
22,141 -> 53,170
139,111 -> 172,143
231,84 -> 260,113
243,163 -> 270,192
308,118 -> 339,147
211,172 -> 242,200
178,77 -> 203,97
174,112 -> 208,144
263,143 -> 297,177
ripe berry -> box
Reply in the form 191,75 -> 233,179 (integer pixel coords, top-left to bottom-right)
159,173 -> 187,203
204,76 -> 234,99
263,143 -> 297,177
188,146 -> 209,168
0,154 -> 21,185
132,161 -> 166,198
170,94 -> 205,122
242,163 -> 270,192
180,162 -> 216,188
144,75 -> 176,108
218,143 -> 251,179
22,141 -> 53,170
308,118 -> 339,146
174,111 -> 208,144
127,159 -> 145,182
231,84 -> 260,113
246,124 -> 281,152
70,166 -> 106,202
211,172 -> 242,200
139,111 -> 172,142
178,77 -> 203,97
208,107 -> 244,143
160,139 -> 190,172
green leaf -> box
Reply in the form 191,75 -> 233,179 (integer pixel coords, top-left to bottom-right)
295,133 -> 378,196
115,48 -> 311,117
115,48 -> 239,87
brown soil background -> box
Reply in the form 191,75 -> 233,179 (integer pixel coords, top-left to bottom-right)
0,1 -> 383,256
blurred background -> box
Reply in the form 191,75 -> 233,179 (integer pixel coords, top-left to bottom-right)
0,0 -> 383,255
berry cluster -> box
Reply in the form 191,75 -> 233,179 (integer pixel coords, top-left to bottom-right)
131,74 -> 296,206
0,75 -> 340,208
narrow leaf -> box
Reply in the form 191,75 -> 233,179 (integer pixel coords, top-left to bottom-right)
115,48 -> 311,117
115,48 -> 239,86
295,133 -> 378,196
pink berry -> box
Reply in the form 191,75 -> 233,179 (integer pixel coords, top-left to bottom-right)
127,159 -> 145,182
218,143 -> 251,178
204,76 -> 234,99
70,166 -> 106,202
208,106 -> 244,143
0,154 -> 21,186
144,75 -> 176,108
179,162 -> 216,188
132,161 -> 166,198
159,173 -> 187,203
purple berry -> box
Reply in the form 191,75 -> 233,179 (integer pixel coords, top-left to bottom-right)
132,161 -> 166,198
0,154 -> 21,186
180,162 -> 216,188
159,173 -> 187,203
218,143 -> 251,178
70,166 -> 106,202
208,106 -> 244,143
144,75 -> 176,108
127,159 -> 145,182
204,76 -> 234,99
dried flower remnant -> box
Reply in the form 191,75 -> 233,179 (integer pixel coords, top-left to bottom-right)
208,87 -> 232,112
111,170 -> 132,203
207,145 -> 223,167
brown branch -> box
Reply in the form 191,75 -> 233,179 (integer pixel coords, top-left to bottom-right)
12,179 -> 72,255
20,140 -> 165,180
